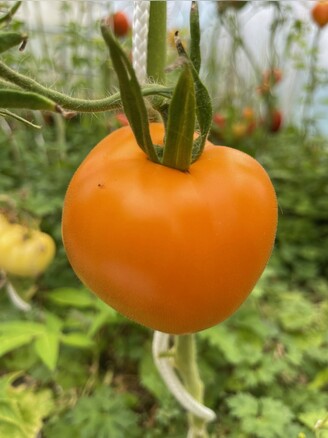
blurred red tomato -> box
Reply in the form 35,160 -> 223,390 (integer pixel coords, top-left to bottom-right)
312,1 -> 328,27
269,110 -> 283,133
213,113 -> 226,129
115,112 -> 129,126
106,12 -> 130,37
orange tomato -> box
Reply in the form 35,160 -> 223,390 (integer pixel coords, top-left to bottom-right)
62,124 -> 277,334
312,1 -> 328,27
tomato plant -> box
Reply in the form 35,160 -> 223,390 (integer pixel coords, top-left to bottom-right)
311,1 -> 328,28
0,213 -> 55,277
62,123 -> 277,334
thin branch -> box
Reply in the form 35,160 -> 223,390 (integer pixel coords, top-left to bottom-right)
0,60 -> 173,113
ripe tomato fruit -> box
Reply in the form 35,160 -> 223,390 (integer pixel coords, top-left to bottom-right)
0,214 -> 55,277
107,11 -> 130,37
311,1 -> 328,27
62,124 -> 277,334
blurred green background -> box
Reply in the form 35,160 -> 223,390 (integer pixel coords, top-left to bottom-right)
0,2 -> 327,437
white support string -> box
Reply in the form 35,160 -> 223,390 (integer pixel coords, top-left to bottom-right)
132,1 -> 150,84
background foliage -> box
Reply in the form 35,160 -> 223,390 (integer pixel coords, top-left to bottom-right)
0,1 -> 327,437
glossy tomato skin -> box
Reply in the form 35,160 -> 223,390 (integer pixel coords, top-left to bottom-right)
62,124 -> 277,334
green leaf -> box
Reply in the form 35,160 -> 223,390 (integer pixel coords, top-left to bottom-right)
34,332 -> 60,371
228,395 -> 294,438
0,89 -> 61,112
46,287 -> 96,308
299,410 -> 328,431
277,292 -> 317,331
44,386 -> 140,438
100,22 -> 159,163
172,32 -> 212,163
0,333 -> 34,357
227,393 -> 258,418
162,64 -> 196,171
0,31 -> 26,53
0,376 -> 53,438
60,333 -> 94,349
0,321 -> 45,336
199,324 -> 262,365
87,304 -> 118,338
191,67 -> 212,161
0,2 -> 22,25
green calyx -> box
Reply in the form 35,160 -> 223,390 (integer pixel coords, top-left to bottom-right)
100,0 -> 212,172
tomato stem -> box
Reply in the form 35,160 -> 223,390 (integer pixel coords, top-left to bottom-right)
175,334 -> 211,437
0,60 -> 172,113
147,1 -> 167,84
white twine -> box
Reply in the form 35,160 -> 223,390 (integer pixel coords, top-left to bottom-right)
152,331 -> 216,423
6,281 -> 31,312
132,1 -> 150,84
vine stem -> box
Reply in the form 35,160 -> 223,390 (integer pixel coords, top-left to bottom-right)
302,26 -> 321,135
0,60 -> 172,113
147,1 -> 167,84
152,332 -> 216,437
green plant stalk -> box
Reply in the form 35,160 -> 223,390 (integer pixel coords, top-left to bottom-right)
147,1 -> 167,84
0,60 -> 172,112
0,1 -> 22,24
175,335 -> 209,438
190,1 -> 201,74
302,27 -> 321,134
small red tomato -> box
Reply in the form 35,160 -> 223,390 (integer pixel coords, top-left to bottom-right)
213,113 -> 226,129
106,12 -> 130,37
115,112 -> 129,127
312,1 -> 328,28
269,110 -> 283,133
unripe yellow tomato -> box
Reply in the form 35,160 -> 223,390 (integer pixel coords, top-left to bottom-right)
0,220 -> 55,277
0,213 -> 11,233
